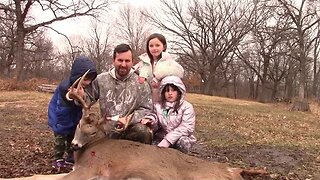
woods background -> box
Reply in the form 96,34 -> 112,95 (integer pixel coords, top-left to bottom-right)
1,0 -> 320,103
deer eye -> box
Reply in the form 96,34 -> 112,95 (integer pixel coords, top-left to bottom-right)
90,131 -> 97,136
115,122 -> 124,130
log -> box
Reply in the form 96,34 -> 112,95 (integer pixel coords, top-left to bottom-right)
37,84 -> 57,93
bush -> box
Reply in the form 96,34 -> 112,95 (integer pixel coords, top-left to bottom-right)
0,78 -> 57,91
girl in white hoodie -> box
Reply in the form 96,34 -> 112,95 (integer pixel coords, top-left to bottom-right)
134,33 -> 184,102
144,75 -> 197,153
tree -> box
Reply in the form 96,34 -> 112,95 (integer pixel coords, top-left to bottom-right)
240,1 -> 293,102
0,0 -> 110,80
82,21 -> 113,73
311,20 -> 320,98
144,0 -> 261,95
278,0 -> 320,99
115,4 -> 152,63
0,4 -> 15,77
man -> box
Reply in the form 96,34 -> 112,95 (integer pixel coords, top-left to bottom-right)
85,44 -> 155,144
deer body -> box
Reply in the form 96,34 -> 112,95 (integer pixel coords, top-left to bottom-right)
62,139 -> 244,180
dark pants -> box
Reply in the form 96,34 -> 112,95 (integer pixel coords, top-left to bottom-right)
54,133 -> 74,160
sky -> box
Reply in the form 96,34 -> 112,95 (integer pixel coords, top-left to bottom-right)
31,0 -> 157,51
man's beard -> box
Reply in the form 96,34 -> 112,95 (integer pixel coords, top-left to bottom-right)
117,67 -> 129,77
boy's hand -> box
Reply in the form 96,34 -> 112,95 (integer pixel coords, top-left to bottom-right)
66,86 -> 85,101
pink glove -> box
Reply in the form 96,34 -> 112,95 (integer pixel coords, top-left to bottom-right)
157,139 -> 171,147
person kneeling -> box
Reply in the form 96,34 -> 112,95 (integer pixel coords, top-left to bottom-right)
150,76 -> 197,153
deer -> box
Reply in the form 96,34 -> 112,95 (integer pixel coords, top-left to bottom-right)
1,71 -> 267,180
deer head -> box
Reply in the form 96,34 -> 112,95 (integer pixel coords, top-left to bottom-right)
65,70 -> 101,149
67,71 -> 136,150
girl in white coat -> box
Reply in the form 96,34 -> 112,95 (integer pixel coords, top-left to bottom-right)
150,75 -> 197,153
134,33 -> 184,102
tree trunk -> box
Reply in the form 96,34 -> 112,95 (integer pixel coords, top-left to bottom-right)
14,30 -> 25,81
258,80 -> 268,103
284,65 -> 294,102
248,77 -> 255,99
233,74 -> 237,99
203,78 -> 215,95
298,54 -> 307,99
271,81 -> 279,101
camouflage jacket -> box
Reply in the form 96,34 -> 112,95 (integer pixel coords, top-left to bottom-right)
86,68 -> 154,124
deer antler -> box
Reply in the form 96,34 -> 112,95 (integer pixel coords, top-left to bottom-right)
66,70 -> 92,113
111,99 -> 137,132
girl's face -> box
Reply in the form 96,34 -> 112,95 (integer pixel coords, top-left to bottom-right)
148,38 -> 165,60
165,86 -> 178,102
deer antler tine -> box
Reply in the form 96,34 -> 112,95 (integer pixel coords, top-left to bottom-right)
77,69 -> 90,91
126,99 -> 137,117
66,76 -> 82,101
66,69 -> 91,109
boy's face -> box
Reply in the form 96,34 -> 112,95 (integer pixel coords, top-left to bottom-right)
113,50 -> 133,80
81,78 -> 92,87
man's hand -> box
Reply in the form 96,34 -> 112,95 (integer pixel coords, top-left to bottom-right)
140,118 -> 152,127
138,76 -> 146,84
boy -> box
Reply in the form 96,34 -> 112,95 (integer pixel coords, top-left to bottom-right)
48,56 -> 97,169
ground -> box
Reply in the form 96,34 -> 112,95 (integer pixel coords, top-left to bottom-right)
0,91 -> 319,180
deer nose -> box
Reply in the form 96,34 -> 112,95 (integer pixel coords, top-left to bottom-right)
71,143 -> 80,151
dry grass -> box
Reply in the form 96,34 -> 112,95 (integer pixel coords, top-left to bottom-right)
188,94 -> 320,150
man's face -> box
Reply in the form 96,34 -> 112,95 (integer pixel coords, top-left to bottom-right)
113,50 -> 133,79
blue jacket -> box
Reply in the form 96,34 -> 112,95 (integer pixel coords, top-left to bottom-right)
48,56 -> 97,135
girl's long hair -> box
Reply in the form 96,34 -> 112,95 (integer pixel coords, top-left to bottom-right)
160,84 -> 182,113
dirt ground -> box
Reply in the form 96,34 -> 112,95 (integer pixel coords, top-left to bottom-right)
0,91 -> 319,180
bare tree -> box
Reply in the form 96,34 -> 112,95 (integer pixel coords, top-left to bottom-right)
0,5 -> 15,77
239,1 -> 293,102
278,0 -> 320,100
23,29 -> 55,79
82,21 -> 113,73
312,21 -> 320,98
115,4 -> 152,63
0,0 -> 110,81
144,0 -> 261,95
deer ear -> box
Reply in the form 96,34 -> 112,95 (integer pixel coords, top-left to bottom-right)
98,118 -> 104,125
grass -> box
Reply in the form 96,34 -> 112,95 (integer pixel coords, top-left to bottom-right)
187,93 -> 320,150
1,91 -> 320,179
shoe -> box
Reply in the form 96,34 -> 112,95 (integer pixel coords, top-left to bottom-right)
52,159 -> 66,169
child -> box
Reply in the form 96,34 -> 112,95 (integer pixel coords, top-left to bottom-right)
151,75 -> 196,153
48,56 -> 97,169
134,33 -> 184,102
